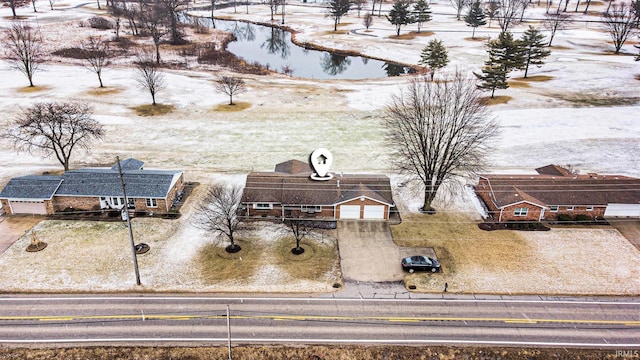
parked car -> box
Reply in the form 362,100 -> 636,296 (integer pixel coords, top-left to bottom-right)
401,255 -> 440,273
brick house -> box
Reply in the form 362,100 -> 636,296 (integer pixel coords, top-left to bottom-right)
0,158 -> 184,215
241,159 -> 395,221
475,165 -> 640,222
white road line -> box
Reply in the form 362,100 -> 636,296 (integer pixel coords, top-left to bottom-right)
1,296 -> 639,306
1,338 -> 639,347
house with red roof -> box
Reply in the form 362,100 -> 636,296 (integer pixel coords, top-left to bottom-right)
476,165 -> 640,222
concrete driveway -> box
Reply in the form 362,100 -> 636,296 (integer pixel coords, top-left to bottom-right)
0,216 -> 42,255
337,221 -> 436,282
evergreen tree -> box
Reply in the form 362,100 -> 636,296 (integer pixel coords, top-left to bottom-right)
475,31 -> 523,98
519,26 -> 551,78
413,0 -> 432,33
489,31 -> 525,74
475,63 -> 508,98
387,0 -> 413,36
327,0 -> 352,31
465,0 -> 487,39
419,39 -> 449,80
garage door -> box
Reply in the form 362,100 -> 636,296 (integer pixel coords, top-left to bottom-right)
363,205 -> 385,219
605,204 -> 640,218
9,200 -> 47,215
340,205 -> 361,219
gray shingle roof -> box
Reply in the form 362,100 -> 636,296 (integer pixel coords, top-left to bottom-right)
0,176 -> 63,200
57,169 -> 180,198
111,158 -> 145,171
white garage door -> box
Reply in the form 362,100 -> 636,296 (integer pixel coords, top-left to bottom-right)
605,204 -> 640,218
363,205 -> 385,219
9,200 -> 47,215
340,205 -> 361,219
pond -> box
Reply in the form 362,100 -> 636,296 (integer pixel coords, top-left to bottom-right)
195,17 -> 414,80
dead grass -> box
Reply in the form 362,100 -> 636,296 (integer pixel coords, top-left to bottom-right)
87,87 -> 123,96
213,101 -> 251,112
389,31 -> 433,40
553,93 -> 639,107
635,74 -> 640,81
197,239 -> 262,282
17,85 -> 49,93
464,36 -> 487,41
274,236 -> 339,281
0,345 -> 614,360
321,30 -> 350,35
480,95 -> 511,105
507,81 -> 530,88
131,103 -> 175,116
514,75 -> 554,82
391,213 -> 640,295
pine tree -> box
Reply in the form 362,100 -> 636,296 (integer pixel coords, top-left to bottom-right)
475,31 -> 523,98
490,31 -> 525,74
520,26 -> 551,78
387,0 -> 413,36
475,63 -> 508,98
413,0 -> 432,33
464,0 -> 487,39
419,39 -> 449,80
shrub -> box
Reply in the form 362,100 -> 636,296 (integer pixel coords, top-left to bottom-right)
51,47 -> 85,59
575,214 -> 592,222
88,16 -> 112,30
557,214 -> 573,222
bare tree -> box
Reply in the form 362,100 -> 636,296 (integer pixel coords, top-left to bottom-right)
158,0 -> 188,44
496,0 -> 522,32
280,218 -> 314,254
363,11 -> 374,29
30,0 -> 36,12
450,0 -> 470,20
543,11 -> 572,46
80,36 -> 112,88
193,183 -> 246,253
141,2 -> 168,64
47,0 -> 56,10
602,3 -> 639,54
1,0 -> 29,18
214,76 -> 247,105
383,71 -> 499,212
3,23 -> 46,88
2,102 -> 104,171
135,50 -> 166,105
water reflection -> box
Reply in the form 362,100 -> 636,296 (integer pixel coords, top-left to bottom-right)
204,17 -> 413,79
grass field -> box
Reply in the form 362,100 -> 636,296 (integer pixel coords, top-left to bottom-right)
391,212 -> 640,295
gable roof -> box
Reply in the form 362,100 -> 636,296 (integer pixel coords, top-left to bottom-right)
56,169 -> 181,198
535,164 -> 573,177
480,172 -> 640,208
243,160 -> 394,207
0,176 -> 63,200
274,159 -> 311,175
111,158 -> 144,171
0,159 -> 182,200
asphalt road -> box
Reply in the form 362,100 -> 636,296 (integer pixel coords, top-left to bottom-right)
1,294 -> 639,348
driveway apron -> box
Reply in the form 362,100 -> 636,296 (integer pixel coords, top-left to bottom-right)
337,220 -> 405,282
0,216 -> 42,255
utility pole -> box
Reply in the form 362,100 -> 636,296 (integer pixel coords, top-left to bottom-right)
117,156 -> 141,286
227,305 -> 232,360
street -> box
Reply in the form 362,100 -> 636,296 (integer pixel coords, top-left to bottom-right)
1,293 -> 639,348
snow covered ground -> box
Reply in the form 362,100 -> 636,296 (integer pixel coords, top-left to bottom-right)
0,0 -> 638,293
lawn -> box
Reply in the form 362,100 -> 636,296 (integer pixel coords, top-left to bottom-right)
391,213 -> 640,295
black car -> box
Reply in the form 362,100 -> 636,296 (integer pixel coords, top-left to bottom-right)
401,255 -> 441,273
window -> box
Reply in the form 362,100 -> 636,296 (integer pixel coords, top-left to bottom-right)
567,206 -> 574,211
549,206 -> 559,212
146,198 -> 157,208
301,205 -> 321,213
110,197 -> 124,207
254,203 -> 272,210
514,208 -> 529,216
586,206 -> 593,211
